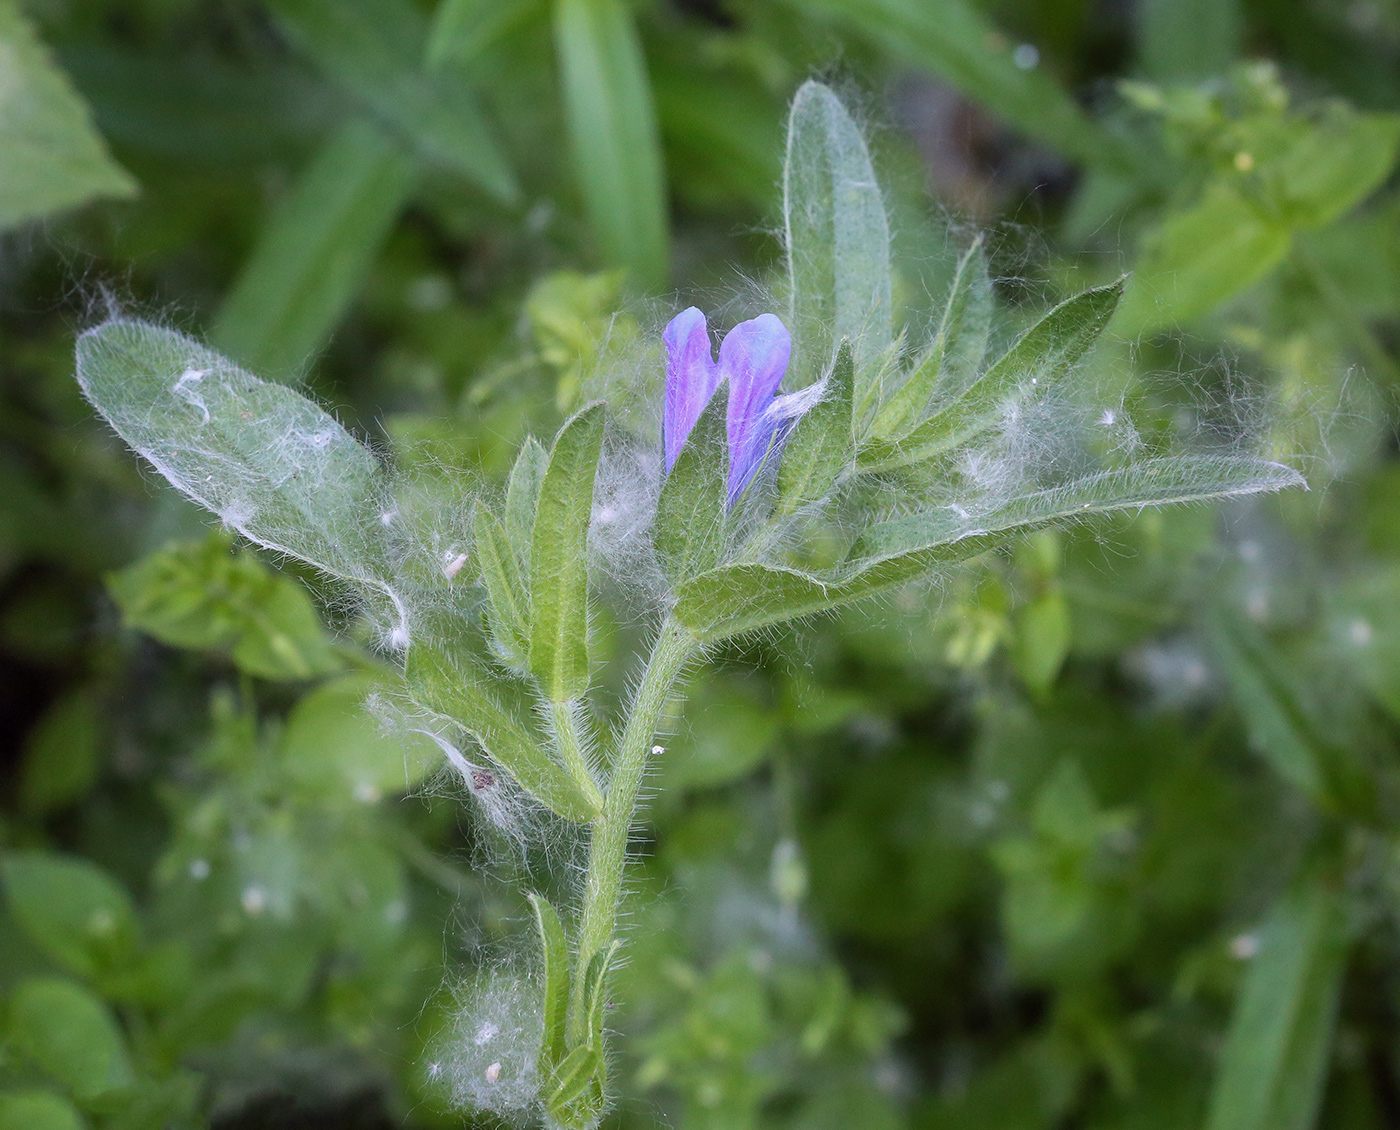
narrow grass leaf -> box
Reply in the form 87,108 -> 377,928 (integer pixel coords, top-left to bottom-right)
267,0 -> 517,202
655,394 -> 727,583
213,118 -> 415,379
530,404 -> 605,701
0,2 -> 136,230
1204,880 -> 1348,1130
406,644 -> 601,821
784,80 -> 892,385
552,0 -> 669,287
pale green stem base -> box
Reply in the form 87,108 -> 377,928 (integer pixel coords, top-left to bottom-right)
569,616 -> 695,1029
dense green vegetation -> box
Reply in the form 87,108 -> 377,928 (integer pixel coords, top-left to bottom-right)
5,1 -> 1400,1128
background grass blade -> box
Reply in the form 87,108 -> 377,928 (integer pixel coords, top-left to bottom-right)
551,0 -> 669,288
213,118 -> 416,379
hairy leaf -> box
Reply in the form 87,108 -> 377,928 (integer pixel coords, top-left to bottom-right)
529,892 -> 571,1070
777,339 -> 854,515
655,393 -> 727,583
474,505 -> 532,669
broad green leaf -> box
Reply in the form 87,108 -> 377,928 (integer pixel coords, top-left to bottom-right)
213,118 -> 416,380
107,534 -> 341,681
786,0 -> 1129,172
530,404 -> 605,702
2,853 -> 139,980
7,978 -> 134,1100
505,436 -> 550,565
426,0 -> 540,69
545,1045 -> 601,1122
777,340 -> 854,516
860,280 -> 1124,471
784,80 -> 892,385
1208,614 -> 1330,805
654,394 -> 727,583
873,237 -> 991,440
1116,183 -> 1291,334
266,0 -> 517,202
474,506 -> 532,668
279,674 -> 440,803
529,892 -> 571,1069
75,322 -> 399,618
1204,880 -> 1348,1130
0,1090 -> 86,1130
18,692 -> 100,816
406,644 -> 602,821
1137,0 -> 1239,80
677,455 -> 1302,642
0,2 -> 136,230
552,0 -> 669,287
1272,108 -> 1400,230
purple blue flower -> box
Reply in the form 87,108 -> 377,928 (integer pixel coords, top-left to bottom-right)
663,307 -> 799,504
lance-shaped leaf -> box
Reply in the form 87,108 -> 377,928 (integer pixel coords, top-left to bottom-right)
777,339 -> 854,516
266,0 -> 517,203
873,237 -> 991,439
545,1045 -> 602,1125
505,436 -> 550,568
1204,879 -> 1349,1130
75,321 -> 398,605
406,644 -> 602,821
655,393 -> 727,584
860,278 -> 1124,472
784,80 -> 892,386
675,455 -> 1303,642
530,404 -> 605,702
214,117 -> 416,379
474,505 -> 531,669
529,892 -> 571,1071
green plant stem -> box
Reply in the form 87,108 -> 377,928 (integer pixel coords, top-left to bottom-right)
571,616 -> 695,1018
550,699 -> 603,813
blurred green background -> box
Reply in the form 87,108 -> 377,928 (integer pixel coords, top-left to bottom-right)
6,0 -> 1400,1127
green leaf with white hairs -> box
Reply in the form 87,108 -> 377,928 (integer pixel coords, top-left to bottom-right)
529,892 -> 571,1070
859,278 -> 1124,472
405,644 -> 602,821
655,394 -> 728,584
213,118 -> 416,380
530,404 -> 605,702
545,1045 -> 602,1123
1204,879 -> 1348,1130
777,339 -> 854,516
874,237 -> 991,440
474,505 -> 532,670
552,0 -> 669,287
0,1 -> 137,230
505,436 -> 550,569
784,80 -> 893,386
75,321 -> 404,631
675,455 -> 1303,641
265,0 -> 517,203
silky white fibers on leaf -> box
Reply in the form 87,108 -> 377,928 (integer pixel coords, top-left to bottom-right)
438,965 -> 543,1117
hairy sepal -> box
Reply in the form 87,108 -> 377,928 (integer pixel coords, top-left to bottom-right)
675,454 -> 1303,642
76,320 -> 394,597
405,644 -> 602,821
776,339 -> 855,516
784,80 -> 893,387
873,237 -> 992,440
530,404 -> 605,702
858,278 -> 1125,473
654,394 -> 727,584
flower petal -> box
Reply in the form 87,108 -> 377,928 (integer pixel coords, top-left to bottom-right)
721,313 -> 791,502
663,306 -> 721,471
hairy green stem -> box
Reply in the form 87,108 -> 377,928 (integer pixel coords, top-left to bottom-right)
571,616 -> 695,1025
550,699 -> 604,813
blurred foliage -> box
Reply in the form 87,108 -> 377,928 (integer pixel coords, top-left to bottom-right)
5,0 -> 1400,1128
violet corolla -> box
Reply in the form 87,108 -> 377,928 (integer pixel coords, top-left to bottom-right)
663,307 -> 817,504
